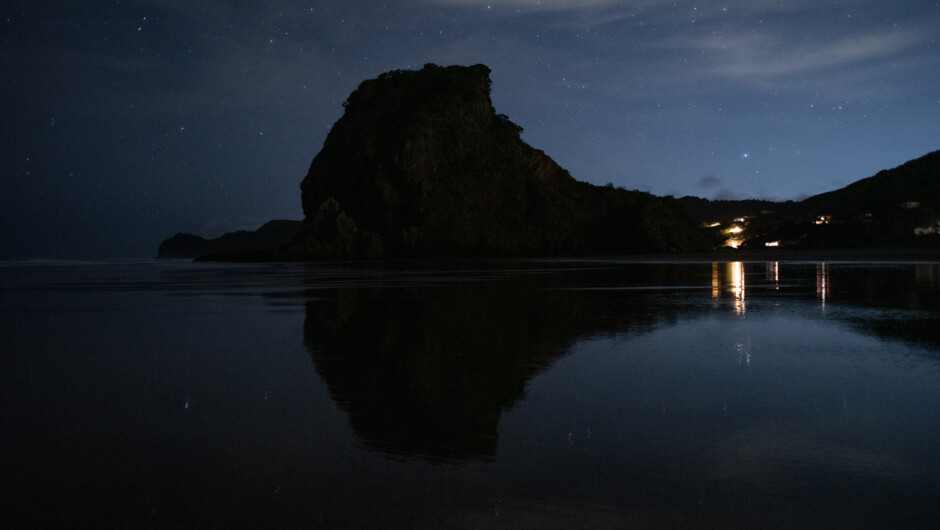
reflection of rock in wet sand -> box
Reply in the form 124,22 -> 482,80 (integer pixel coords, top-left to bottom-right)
303,272 -> 681,461
302,260 -> 940,462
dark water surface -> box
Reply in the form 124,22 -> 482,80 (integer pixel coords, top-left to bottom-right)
2,259 -> 940,528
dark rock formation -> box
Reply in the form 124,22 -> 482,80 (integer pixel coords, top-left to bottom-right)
157,62 -> 940,259
291,63 -> 709,258
157,219 -> 301,259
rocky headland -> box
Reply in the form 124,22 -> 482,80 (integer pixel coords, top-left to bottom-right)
288,63 -> 708,259
161,63 -> 709,261
158,63 -> 939,260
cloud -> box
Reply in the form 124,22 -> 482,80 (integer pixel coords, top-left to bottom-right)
692,29 -> 930,80
421,0 -> 845,16
423,0 -> 652,11
696,175 -> 722,189
713,188 -> 740,201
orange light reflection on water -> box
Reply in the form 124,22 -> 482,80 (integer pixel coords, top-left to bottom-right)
710,261 -> 746,314
729,261 -> 745,315
817,262 -> 830,306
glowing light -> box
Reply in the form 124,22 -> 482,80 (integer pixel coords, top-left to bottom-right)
816,262 -> 830,306
736,342 -> 751,366
723,224 -> 745,247
711,261 -> 747,312
766,261 -> 779,284
711,262 -> 720,298
729,262 -> 744,297
765,241 -> 779,247
729,261 -> 745,314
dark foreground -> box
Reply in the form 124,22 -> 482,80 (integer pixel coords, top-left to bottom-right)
3,258 -> 940,528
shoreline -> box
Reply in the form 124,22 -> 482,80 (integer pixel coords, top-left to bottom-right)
624,246 -> 940,263
171,241 -> 940,265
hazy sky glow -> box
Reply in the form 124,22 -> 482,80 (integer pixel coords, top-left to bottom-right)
2,0 -> 939,258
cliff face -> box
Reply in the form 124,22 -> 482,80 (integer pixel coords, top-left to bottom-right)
292,63 -> 708,258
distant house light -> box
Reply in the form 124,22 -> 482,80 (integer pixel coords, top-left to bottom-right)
723,224 -> 745,247
765,241 -> 780,247
914,226 -> 936,235
815,215 -> 831,225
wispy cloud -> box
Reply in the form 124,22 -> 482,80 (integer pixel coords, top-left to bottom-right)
421,0 -> 851,16
713,188 -> 740,201
424,0 -> 648,11
690,28 -> 931,81
696,175 -> 722,189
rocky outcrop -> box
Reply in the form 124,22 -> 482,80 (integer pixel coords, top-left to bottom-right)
157,219 -> 301,259
290,63 -> 709,258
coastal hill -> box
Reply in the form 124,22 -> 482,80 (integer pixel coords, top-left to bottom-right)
157,64 -> 939,259
683,150 -> 940,249
158,219 -> 301,259
160,64 -> 709,260
287,63 -> 708,259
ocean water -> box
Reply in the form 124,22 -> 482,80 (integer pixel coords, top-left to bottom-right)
2,259 -> 939,528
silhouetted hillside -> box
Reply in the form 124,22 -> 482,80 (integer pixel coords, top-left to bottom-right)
803,151 -> 940,215
157,220 -> 301,259
744,151 -> 940,248
157,64 -> 940,258
680,150 -> 940,250
677,197 -> 782,223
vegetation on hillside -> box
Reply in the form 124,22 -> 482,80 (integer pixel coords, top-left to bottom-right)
680,150 -> 940,250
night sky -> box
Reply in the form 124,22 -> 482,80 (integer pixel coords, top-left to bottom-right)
2,1 -> 939,259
